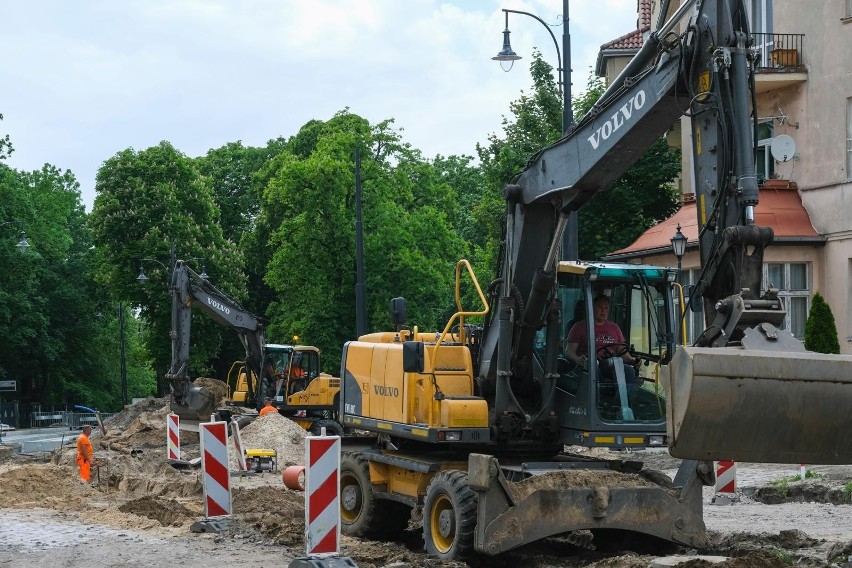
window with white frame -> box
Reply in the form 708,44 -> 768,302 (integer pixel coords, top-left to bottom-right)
748,0 -> 774,66
764,262 -> 810,338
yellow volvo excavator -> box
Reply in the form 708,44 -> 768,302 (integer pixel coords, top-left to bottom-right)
165,261 -> 340,434
335,0 -> 852,560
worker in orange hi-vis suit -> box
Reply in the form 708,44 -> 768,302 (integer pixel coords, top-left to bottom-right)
258,397 -> 278,417
76,425 -> 94,482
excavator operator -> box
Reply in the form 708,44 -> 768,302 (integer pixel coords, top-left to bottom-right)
288,352 -> 307,395
564,295 -> 642,389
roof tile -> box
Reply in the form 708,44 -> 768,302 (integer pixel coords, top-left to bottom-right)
607,185 -> 820,257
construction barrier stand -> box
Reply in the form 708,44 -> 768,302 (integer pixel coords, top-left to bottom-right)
304,432 -> 341,557
231,417 -> 247,471
714,460 -> 736,495
167,413 -> 180,461
200,420 -> 232,518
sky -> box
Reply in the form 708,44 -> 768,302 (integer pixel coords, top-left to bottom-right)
0,1 -> 638,212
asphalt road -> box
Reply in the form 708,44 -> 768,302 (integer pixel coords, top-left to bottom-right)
0,427 -> 79,453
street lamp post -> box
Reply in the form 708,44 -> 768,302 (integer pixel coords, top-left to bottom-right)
670,224 -> 688,345
493,0 -> 576,259
118,303 -> 127,406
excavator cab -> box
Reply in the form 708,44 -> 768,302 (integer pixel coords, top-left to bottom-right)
553,262 -> 676,450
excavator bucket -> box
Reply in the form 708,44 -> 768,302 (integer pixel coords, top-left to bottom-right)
663,346 -> 852,464
169,384 -> 216,422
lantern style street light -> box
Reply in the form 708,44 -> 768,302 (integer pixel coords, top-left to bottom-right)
670,224 -> 687,280
0,220 -> 30,250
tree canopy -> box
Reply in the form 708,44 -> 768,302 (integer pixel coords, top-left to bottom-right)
0,52 -> 686,411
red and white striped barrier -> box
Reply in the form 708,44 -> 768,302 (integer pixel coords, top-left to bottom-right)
304,431 -> 341,557
714,460 -> 737,495
230,417 -> 247,472
167,413 -> 180,461
200,420 -> 232,518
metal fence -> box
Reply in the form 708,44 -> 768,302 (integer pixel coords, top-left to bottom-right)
30,411 -> 115,430
752,32 -> 805,70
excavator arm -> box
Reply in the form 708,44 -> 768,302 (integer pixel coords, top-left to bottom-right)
168,261 -> 267,420
478,0 -> 852,464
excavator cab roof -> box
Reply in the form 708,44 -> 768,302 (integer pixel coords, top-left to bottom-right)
556,260 -> 677,283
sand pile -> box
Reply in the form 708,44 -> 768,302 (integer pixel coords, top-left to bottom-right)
0,464 -> 94,510
230,412 -> 307,470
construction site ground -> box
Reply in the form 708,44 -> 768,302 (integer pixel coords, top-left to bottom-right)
2,397 -> 852,568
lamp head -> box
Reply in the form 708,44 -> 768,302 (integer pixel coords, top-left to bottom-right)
670,224 -> 687,260
136,263 -> 149,284
492,28 -> 521,71
15,231 -> 29,250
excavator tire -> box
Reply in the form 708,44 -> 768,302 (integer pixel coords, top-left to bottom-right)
423,470 -> 477,561
339,452 -> 409,539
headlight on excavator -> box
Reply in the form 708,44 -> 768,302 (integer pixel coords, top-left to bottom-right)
648,435 -> 666,446
438,431 -> 462,442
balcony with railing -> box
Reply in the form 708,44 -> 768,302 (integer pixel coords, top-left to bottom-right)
752,32 -> 808,93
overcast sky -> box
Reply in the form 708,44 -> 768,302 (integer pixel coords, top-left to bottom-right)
1,1 -> 637,212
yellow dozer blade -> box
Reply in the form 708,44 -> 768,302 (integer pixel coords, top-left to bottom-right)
662,346 -> 852,464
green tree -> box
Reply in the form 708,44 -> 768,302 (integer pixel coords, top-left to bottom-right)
258,111 -> 467,369
90,141 -> 246,389
476,61 -> 681,263
476,51 -> 562,274
0,159 -> 133,410
804,292 -> 840,354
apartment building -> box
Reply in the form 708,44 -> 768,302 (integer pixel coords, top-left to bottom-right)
598,0 -> 852,353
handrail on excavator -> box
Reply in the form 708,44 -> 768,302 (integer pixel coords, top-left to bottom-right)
434,260 -> 489,361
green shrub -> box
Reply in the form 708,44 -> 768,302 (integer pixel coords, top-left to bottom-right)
804,292 -> 840,354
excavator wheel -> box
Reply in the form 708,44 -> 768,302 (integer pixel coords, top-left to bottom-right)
339,452 -> 410,539
423,470 -> 477,561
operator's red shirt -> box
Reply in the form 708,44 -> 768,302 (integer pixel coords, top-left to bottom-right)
567,320 -> 624,358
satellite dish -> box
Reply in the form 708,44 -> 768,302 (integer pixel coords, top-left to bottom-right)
771,134 -> 797,163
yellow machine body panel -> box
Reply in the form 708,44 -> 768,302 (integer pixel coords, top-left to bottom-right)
368,458 -> 469,499
342,339 -> 488,430
285,374 -> 340,407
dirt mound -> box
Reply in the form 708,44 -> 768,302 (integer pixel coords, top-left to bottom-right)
230,412 -> 307,470
511,469 -> 658,500
233,485 -> 304,515
119,495 -> 195,526
0,464 -> 93,510
752,480 -> 852,505
194,377 -> 229,407
102,397 -> 168,431
233,487 -> 306,547
94,397 -> 199,449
